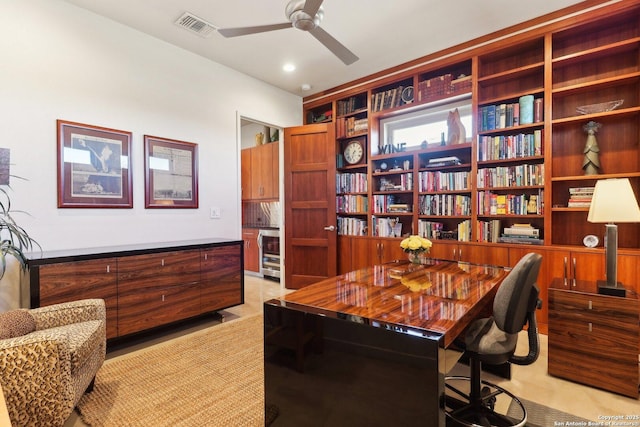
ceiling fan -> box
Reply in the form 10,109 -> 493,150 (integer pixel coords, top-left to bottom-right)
217,0 -> 359,65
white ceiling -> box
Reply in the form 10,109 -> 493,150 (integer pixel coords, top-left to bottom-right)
63,0 -> 589,97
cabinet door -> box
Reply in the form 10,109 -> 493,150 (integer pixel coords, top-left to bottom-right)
241,148 -> 251,200
337,235 -> 352,274
429,241 -> 459,262
350,236 -> 373,271
242,228 -> 260,272
461,244 -> 509,266
201,245 -> 243,313
369,238 -> 404,264
250,143 -> 275,199
269,142 -> 279,199
38,258 -> 118,339
117,250 -> 201,336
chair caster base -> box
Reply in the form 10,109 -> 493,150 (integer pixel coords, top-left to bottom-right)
444,376 -> 527,427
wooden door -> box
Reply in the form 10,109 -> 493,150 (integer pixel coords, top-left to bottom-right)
283,123 -> 337,289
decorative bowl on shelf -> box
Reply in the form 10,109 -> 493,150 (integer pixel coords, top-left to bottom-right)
576,99 -> 624,115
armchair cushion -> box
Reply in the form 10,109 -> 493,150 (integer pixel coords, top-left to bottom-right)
0,310 -> 36,339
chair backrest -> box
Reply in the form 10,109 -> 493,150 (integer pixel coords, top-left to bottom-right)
492,252 -> 542,335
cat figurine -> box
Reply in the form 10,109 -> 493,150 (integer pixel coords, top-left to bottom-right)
447,108 -> 466,145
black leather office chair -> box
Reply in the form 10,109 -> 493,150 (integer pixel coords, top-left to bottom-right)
445,252 -> 543,427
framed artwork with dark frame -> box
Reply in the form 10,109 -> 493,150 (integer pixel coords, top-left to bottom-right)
144,135 -> 199,208
57,120 -> 133,208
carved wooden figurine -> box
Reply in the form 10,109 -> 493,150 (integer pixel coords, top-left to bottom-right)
582,121 -> 601,175
447,108 -> 466,145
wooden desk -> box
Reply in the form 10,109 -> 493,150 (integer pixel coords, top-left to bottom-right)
264,258 -> 508,427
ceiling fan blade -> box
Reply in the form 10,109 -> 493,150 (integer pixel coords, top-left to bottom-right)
218,22 -> 292,38
302,0 -> 324,17
309,26 -> 358,65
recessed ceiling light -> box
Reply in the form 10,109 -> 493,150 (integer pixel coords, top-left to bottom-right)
283,63 -> 296,72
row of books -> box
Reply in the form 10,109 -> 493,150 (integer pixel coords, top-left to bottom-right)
478,97 -> 543,131
418,170 -> 470,192
477,190 -> 544,216
567,186 -> 594,207
336,117 -> 368,138
416,74 -> 472,102
418,220 -> 444,240
336,195 -> 368,214
336,172 -> 368,193
337,216 -> 367,236
476,219 -> 502,243
371,85 -> 407,112
477,130 -> 543,161
336,96 -> 366,116
372,216 -> 403,237
418,194 -> 472,216
476,163 -> 545,188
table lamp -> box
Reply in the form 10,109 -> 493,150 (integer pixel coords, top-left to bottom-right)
587,178 -> 640,297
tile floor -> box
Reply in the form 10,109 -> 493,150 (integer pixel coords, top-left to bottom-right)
66,274 -> 639,426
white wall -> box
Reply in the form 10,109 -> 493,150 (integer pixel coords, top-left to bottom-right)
0,0 -> 302,252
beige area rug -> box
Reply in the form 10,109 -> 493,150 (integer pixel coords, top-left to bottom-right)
78,314 -> 265,427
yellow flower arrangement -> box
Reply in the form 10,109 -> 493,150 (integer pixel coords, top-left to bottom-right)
400,235 -> 432,254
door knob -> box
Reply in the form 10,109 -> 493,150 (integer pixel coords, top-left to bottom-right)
324,225 -> 336,231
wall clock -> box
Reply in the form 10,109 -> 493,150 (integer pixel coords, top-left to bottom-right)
343,139 -> 364,165
401,86 -> 414,104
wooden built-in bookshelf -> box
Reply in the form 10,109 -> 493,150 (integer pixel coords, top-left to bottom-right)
303,1 -> 640,333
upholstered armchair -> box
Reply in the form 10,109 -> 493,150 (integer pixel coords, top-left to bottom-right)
0,299 -> 106,427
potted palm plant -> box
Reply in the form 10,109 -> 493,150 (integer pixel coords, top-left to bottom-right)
0,180 -> 40,311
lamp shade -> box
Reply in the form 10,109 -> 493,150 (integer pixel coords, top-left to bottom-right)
587,178 -> 640,223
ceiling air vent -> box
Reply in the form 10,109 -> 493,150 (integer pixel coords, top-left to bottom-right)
175,12 -> 216,38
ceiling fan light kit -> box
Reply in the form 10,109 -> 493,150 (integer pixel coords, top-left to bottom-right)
217,0 -> 358,65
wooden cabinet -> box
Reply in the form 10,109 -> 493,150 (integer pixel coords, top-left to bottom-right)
38,258 -> 118,339
242,228 -> 260,272
548,282 -> 639,398
241,148 -> 251,200
242,142 -> 279,200
29,240 -> 243,339
117,250 -> 201,336
200,245 -> 243,313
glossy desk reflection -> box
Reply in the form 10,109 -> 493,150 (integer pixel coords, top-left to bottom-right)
264,259 -> 508,427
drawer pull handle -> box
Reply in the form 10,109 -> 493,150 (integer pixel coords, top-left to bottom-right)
106,265 -> 110,273
161,259 -> 165,267
588,322 -> 592,332
162,294 -> 165,302
588,300 -> 592,310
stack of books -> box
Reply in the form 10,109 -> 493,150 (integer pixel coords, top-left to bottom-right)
567,187 -> 595,207
498,223 -> 543,245
426,156 -> 461,168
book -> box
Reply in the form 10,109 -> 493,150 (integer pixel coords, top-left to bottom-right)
498,236 -> 543,245
503,227 -> 539,237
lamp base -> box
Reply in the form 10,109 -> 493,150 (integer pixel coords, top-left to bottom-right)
597,280 -> 626,297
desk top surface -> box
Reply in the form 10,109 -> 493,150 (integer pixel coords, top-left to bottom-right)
266,258 -> 508,347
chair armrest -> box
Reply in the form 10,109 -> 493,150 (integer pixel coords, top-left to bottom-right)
30,298 -> 106,330
0,332 -> 75,426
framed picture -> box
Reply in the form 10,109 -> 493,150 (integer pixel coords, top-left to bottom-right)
57,120 -> 133,208
144,135 -> 199,208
